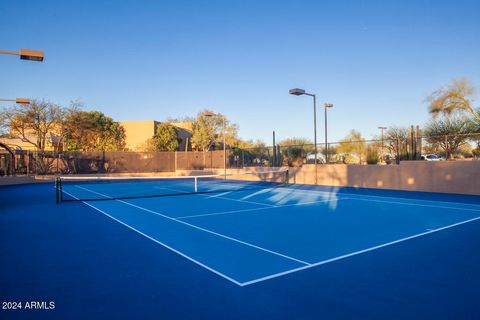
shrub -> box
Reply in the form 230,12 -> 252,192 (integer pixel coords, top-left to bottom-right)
366,147 -> 380,164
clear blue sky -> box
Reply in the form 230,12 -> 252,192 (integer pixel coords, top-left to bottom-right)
1,0 -> 479,144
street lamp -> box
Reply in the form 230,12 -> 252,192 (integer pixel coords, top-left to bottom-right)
324,103 -> 333,163
378,126 -> 387,163
289,88 -> 318,184
0,98 -> 30,105
0,48 -> 44,61
203,111 -> 226,176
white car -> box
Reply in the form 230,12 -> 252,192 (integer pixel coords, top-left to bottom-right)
421,154 -> 442,161
305,153 -> 326,164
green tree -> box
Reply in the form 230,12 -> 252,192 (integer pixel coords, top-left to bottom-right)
427,78 -> 480,123
366,146 -> 380,164
279,137 -> 313,166
151,123 -> 179,151
191,113 -> 215,151
237,139 -> 272,166
337,130 -> 367,164
423,116 -> 476,158
65,111 -> 126,151
279,137 -> 313,147
191,110 -> 239,151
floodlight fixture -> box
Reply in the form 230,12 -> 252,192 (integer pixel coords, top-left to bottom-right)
0,48 -> 44,61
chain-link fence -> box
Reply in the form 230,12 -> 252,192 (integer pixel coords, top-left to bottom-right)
3,133 -> 479,175
231,133 -> 480,167
7,150 -> 229,175
228,146 -> 279,168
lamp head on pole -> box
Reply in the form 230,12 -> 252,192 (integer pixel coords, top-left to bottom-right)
289,88 -> 306,96
16,98 -> 30,105
324,103 -> 333,108
19,49 -> 44,61
0,98 -> 30,104
202,111 -> 215,117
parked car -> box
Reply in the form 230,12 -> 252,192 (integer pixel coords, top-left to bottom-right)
305,153 -> 326,164
421,154 -> 442,161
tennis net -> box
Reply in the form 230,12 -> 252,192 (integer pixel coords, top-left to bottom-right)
55,169 -> 289,203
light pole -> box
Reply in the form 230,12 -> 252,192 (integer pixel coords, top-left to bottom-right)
203,111 -> 226,176
1,48 -> 42,177
0,98 -> 30,105
324,103 -> 333,163
0,48 -> 44,61
289,88 -> 318,184
378,126 -> 387,163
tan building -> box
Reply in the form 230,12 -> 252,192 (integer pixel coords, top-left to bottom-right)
119,120 -> 193,151
0,133 -> 59,152
119,120 -> 159,151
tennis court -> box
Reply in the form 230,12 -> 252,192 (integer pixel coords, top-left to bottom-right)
2,172 -> 480,319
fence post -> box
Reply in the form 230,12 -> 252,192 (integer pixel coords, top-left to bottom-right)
277,145 -> 281,166
55,177 -> 59,204
410,125 -> 415,160
273,145 -> 277,167
203,150 -> 206,171
416,126 -> 422,160
174,151 -> 177,172
272,131 -> 276,167
56,152 -> 60,175
395,139 -> 400,164
27,151 -> 30,175
444,135 -> 449,159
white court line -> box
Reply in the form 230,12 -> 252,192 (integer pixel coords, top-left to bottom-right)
151,184 -> 277,207
61,189 -> 243,286
239,214 -> 480,286
205,191 -> 235,199
273,188 -> 480,212
206,194 -> 276,207
176,198 -> 348,220
177,206 -> 274,219
75,185 -> 310,266
344,197 -> 480,213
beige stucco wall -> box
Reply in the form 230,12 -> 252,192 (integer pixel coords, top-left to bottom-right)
221,161 -> 480,195
291,161 -> 480,195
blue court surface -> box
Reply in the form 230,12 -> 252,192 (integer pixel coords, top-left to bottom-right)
2,181 -> 480,319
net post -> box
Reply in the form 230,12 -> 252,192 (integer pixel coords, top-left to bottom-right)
194,177 -> 198,193
59,178 -> 63,202
55,177 -> 59,204
285,169 -> 289,186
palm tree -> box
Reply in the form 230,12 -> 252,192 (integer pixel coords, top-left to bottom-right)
427,78 -> 479,122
